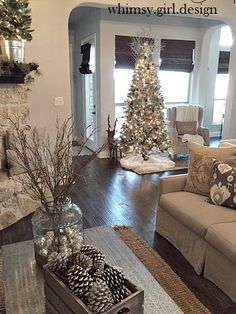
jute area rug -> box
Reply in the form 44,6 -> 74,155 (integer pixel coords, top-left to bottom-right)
0,227 -> 209,314
114,226 -> 210,314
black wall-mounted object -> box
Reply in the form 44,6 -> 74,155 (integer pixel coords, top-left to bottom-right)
79,43 -> 92,74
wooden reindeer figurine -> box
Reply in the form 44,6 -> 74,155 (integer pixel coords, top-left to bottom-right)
107,115 -> 119,160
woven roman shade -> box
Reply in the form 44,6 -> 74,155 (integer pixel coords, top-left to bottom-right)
218,51 -> 230,74
160,39 -> 195,72
115,35 -> 135,69
115,35 -> 154,69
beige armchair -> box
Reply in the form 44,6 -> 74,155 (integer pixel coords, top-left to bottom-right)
167,106 -> 209,158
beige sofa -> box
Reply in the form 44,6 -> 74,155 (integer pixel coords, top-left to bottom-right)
156,174 -> 236,303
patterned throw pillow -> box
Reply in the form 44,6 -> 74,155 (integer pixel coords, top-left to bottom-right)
209,161 -> 236,208
184,142 -> 236,196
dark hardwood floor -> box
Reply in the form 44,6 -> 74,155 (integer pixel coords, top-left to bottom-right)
70,158 -> 236,314
1,148 -> 236,313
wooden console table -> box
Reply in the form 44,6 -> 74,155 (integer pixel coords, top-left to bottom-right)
2,226 -> 182,314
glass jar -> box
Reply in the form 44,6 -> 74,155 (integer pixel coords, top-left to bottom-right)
31,198 -> 83,267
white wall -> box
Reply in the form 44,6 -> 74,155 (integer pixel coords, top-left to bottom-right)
26,0 -> 236,141
26,0 -> 76,136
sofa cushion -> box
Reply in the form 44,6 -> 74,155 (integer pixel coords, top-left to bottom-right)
185,142 -> 236,196
205,222 -> 236,265
159,191 -> 236,237
209,161 -> 236,209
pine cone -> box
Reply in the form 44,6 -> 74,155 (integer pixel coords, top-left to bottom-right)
48,252 -> 69,284
92,251 -> 105,272
80,244 -> 104,258
101,266 -> 125,289
68,265 -> 93,299
111,285 -> 131,304
48,252 -> 68,272
86,279 -> 114,313
80,245 -> 105,272
67,252 -> 93,271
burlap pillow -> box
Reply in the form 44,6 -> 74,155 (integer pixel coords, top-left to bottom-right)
185,142 -> 236,196
176,121 -> 197,135
209,161 -> 236,209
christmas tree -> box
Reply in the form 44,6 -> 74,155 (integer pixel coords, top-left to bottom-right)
119,38 -> 170,160
0,0 -> 33,41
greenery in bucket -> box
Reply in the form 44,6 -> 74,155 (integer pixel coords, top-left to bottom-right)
0,0 -> 33,41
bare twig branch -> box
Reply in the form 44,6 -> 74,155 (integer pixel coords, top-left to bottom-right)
5,114 -> 105,212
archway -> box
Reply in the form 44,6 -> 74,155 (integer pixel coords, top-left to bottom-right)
68,4 -> 234,153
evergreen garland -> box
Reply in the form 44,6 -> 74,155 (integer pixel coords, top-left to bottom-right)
0,0 -> 33,41
0,60 -> 40,83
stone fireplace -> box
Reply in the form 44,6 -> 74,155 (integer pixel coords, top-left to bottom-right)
0,85 -> 39,231
0,84 -> 29,170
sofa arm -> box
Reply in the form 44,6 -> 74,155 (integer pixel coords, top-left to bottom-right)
158,174 -> 187,202
197,127 -> 209,146
219,139 -> 236,146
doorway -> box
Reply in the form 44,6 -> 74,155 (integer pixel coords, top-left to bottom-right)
81,34 -> 97,151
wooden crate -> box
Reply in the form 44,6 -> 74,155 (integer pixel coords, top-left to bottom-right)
44,266 -> 144,314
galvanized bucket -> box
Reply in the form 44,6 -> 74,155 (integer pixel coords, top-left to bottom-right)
0,38 -> 25,62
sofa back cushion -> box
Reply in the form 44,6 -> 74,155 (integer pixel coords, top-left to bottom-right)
176,121 -> 197,135
185,142 -> 236,196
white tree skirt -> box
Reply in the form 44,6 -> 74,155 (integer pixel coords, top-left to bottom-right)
120,153 -> 175,175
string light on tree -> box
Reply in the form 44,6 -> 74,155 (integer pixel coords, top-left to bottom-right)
119,37 -> 171,161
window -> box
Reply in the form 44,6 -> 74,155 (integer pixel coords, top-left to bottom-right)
159,39 -> 195,104
158,71 -> 190,103
114,69 -> 133,137
115,103 -> 126,139
114,68 -> 133,103
114,68 -> 190,135
219,26 -> 233,47
213,74 -> 229,124
114,36 -> 195,135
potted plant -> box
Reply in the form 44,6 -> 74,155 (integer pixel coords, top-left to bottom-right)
6,115 -> 104,266
0,0 -> 33,62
